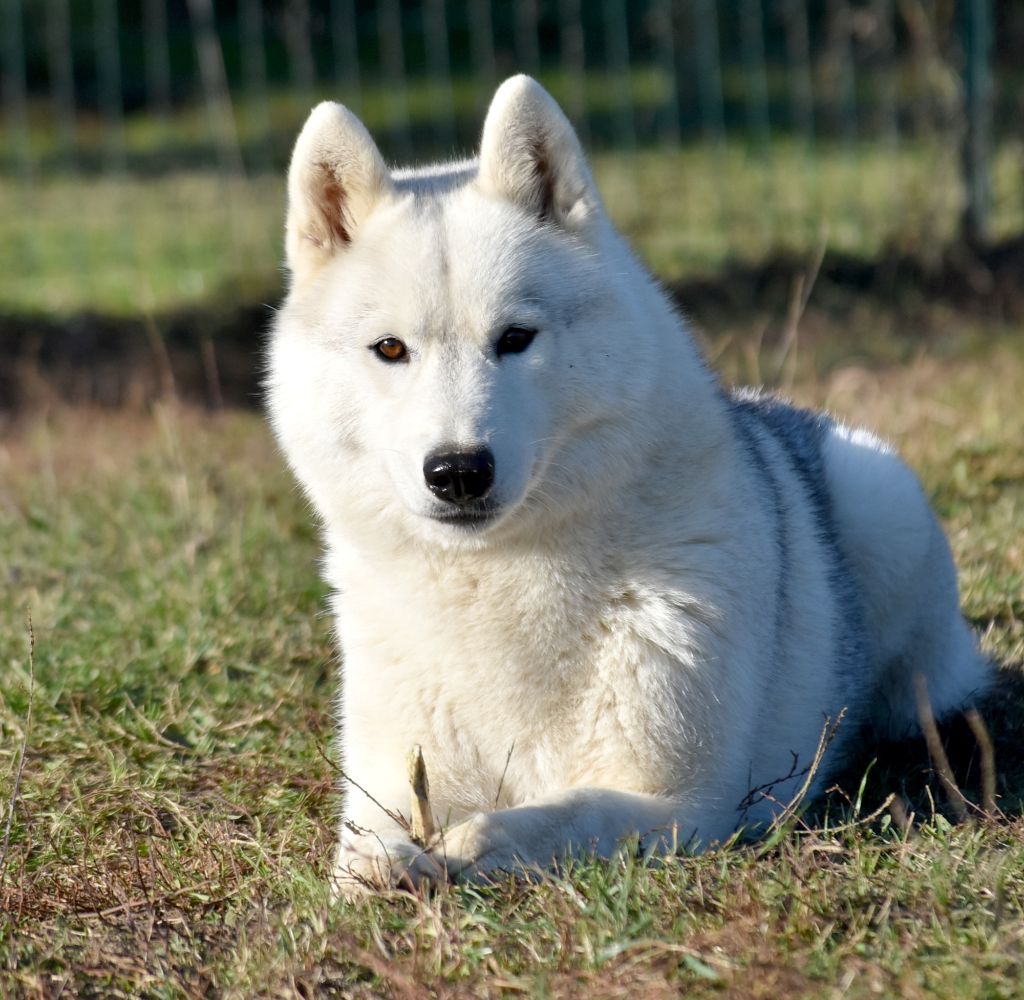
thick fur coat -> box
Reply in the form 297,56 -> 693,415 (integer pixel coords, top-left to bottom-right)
267,76 -> 989,895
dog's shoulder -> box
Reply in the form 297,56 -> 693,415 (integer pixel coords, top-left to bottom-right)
727,388 -> 833,479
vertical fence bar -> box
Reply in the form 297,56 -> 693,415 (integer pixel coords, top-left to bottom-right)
240,0 -> 271,169
603,0 -> 635,152
47,0 -> 78,170
469,0 -> 497,108
828,0 -> 858,147
741,0 -> 774,249
693,0 -> 725,145
378,0 -> 411,159
515,0 -> 541,76
330,0 -> 361,108
1,0 -> 31,188
143,0 -> 172,122
693,0 -> 727,250
652,0 -> 680,147
424,0 -> 456,152
740,0 -> 771,149
186,0 -> 247,297
283,0 -> 316,93
784,0 -> 815,145
95,0 -> 126,174
0,0 -> 36,319
94,0 -> 134,312
826,0 -> 859,251
783,0 -> 817,247
876,0 -> 899,146
187,0 -> 245,178
904,0 -> 933,139
874,0 -> 901,251
557,0 -> 589,146
958,0 -> 993,246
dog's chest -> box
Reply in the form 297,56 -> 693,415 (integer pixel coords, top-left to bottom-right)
340,547 -> 610,695
335,546 -> 708,807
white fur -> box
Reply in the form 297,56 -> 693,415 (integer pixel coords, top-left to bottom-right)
266,76 -> 989,895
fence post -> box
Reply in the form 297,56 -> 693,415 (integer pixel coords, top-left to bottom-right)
1,0 -> 31,183
958,0 -> 994,247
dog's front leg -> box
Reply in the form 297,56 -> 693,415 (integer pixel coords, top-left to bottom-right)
437,788 -> 700,881
331,770 -> 447,898
332,825 -> 447,899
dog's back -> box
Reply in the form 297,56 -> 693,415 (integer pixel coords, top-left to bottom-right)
731,388 -> 988,744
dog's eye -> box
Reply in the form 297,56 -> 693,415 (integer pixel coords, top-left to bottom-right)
496,326 -> 537,358
371,337 -> 408,363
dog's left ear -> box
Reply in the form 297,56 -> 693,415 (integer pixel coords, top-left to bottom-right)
477,76 -> 601,231
285,101 -> 393,288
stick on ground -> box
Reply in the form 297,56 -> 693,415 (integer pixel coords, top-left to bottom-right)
914,674 -> 970,824
407,745 -> 435,846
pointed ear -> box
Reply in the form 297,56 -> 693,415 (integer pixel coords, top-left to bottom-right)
285,101 -> 392,285
476,75 -> 601,230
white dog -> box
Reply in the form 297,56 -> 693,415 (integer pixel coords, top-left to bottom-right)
267,76 -> 989,895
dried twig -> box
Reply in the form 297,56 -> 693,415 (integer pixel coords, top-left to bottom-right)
889,795 -> 914,836
737,751 -> 803,814
407,745 -> 434,846
494,740 -> 516,809
143,312 -> 178,402
312,740 -> 412,836
964,707 -> 998,818
771,709 -> 846,830
800,793 -> 896,841
741,711 -> 845,830
753,709 -> 847,855
913,674 -> 970,823
775,238 -> 827,389
86,880 -> 242,919
201,336 -> 224,410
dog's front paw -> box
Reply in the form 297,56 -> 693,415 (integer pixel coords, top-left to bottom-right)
438,812 -> 531,883
331,834 -> 447,899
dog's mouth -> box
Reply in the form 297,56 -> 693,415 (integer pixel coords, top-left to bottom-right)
427,501 -> 500,529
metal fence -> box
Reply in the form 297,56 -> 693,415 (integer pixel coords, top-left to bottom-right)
0,0 -> 1017,320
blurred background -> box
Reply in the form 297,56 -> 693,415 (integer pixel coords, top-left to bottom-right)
1,0 -> 1021,407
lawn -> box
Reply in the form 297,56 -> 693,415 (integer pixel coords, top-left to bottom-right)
4,137 -> 1024,319
3,49 -> 1024,996
1,308 -> 1022,996
3,71 -> 1024,318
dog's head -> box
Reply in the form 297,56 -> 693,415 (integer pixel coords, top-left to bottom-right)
269,77 -> 685,547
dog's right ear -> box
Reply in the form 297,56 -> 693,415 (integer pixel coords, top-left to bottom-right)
285,102 -> 392,286
477,75 -> 601,232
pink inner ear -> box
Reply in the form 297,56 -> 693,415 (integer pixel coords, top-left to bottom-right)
316,162 -> 351,247
528,137 -> 556,220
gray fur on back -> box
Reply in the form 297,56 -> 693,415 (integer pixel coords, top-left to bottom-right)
728,389 -> 868,727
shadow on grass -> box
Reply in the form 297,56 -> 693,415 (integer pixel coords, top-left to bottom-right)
817,668 -> 1024,829
3,237 -> 1024,413
0,300 -> 276,411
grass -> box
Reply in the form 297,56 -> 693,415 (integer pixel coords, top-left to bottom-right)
3,74 -> 1024,317
1,308 -> 1023,996
7,137 -> 1024,318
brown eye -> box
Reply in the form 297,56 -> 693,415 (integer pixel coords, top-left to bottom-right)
496,326 -> 537,358
372,337 -> 408,363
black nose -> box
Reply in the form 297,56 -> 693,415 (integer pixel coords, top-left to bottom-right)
423,448 -> 495,505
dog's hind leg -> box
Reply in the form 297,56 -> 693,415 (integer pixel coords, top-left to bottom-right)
822,425 -> 990,738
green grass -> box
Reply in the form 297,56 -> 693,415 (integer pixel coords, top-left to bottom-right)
3,75 -> 1024,317
6,138 -> 1024,319
1,320 -> 1023,996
